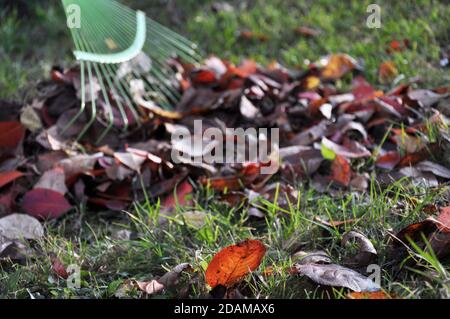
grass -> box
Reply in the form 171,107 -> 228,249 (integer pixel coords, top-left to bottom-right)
0,0 -> 449,299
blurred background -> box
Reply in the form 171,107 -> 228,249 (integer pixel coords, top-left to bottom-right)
1,0 -> 449,100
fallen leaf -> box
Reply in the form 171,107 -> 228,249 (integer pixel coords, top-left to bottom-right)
321,54 -> 359,80
52,257 -> 69,279
136,280 -> 165,295
205,239 -> 266,288
0,213 -> 44,242
114,152 -> 147,172
322,137 -> 371,159
162,180 -> 193,210
347,291 -> 392,299
0,171 -> 24,189
22,188 -> 72,219
379,61 -> 398,83
331,155 -> 351,186
294,263 -> 381,292
0,213 -> 44,255
437,207 -> 450,232
182,211 -> 207,229
136,263 -> 192,295
292,250 -> 332,265
0,121 -> 25,148
342,231 -> 377,266
376,151 -> 401,170
34,167 -> 68,195
415,161 -> 450,179
295,26 -> 321,37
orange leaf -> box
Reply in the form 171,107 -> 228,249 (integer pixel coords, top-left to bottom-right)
347,291 -> 392,299
321,54 -> 357,80
0,171 -> 24,188
379,61 -> 398,83
331,155 -> 351,186
205,239 -> 266,288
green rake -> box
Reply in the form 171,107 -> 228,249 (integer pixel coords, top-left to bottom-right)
60,0 -> 201,143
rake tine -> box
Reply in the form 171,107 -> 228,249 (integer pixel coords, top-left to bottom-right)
61,0 -> 201,142
76,62 -> 97,141
61,60 -> 86,135
92,63 -> 114,144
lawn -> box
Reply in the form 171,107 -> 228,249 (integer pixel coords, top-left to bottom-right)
0,0 -> 449,299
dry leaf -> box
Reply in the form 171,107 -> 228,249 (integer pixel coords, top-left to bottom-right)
205,239 -> 266,288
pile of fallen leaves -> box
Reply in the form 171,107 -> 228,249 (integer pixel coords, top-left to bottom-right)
0,52 -> 449,298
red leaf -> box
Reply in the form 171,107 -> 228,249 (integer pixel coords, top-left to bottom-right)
0,171 -> 24,188
438,207 -> 450,232
52,257 -> 69,279
162,181 -> 193,209
331,155 -> 351,186
191,70 -> 217,85
376,151 -> 401,170
205,239 -> 266,288
0,122 -> 25,148
22,188 -> 72,219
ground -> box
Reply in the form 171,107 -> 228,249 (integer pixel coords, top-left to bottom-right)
0,0 -> 449,299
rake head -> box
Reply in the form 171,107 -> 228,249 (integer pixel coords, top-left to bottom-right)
60,0 -> 201,143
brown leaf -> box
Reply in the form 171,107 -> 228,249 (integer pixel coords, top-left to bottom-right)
205,239 -> 266,288
294,26 -> 321,37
